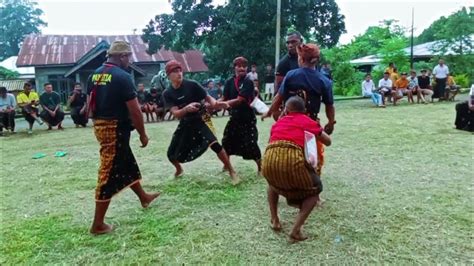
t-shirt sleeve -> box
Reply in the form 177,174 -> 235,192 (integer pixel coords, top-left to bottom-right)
321,80 -> 334,105
39,94 -> 46,106
54,92 -> 61,105
308,118 -> 323,136
238,78 -> 255,102
223,79 -> 231,100
193,81 -> 207,101
278,73 -> 290,96
275,58 -> 288,76
119,74 -> 137,102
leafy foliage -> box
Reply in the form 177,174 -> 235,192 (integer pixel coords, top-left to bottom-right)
0,66 -> 19,79
142,0 -> 346,76
0,0 -> 47,61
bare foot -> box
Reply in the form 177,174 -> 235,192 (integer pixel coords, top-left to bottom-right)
271,219 -> 282,232
289,231 -> 308,243
230,171 -> 241,185
141,192 -> 161,208
174,167 -> 184,178
222,166 -> 229,172
90,223 -> 114,235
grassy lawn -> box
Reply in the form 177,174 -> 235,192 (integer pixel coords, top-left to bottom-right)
0,97 -> 472,264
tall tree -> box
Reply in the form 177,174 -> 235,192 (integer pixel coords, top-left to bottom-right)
0,0 -> 47,61
142,0 -> 346,76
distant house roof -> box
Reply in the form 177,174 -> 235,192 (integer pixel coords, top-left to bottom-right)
0,79 -> 27,92
350,35 -> 474,66
0,56 -> 35,79
16,34 -> 208,72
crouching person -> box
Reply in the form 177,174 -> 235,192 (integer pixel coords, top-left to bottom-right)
40,83 -> 65,130
262,96 -> 331,243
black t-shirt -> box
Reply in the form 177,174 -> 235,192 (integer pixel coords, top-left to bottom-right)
163,79 -> 207,120
87,63 -> 136,123
223,76 -> 255,120
418,76 -> 430,89
69,92 -> 87,108
40,91 -> 61,110
264,71 -> 275,83
137,90 -> 148,105
275,53 -> 299,77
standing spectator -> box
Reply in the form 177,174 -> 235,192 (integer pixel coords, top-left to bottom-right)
390,67 -> 399,88
378,72 -> 393,104
417,69 -> 433,103
385,62 -> 395,75
263,64 -> 275,101
432,59 -> 449,101
0,86 -> 17,135
68,83 -> 88,127
361,74 -> 383,107
273,31 -> 303,119
39,83 -> 65,130
246,64 -> 259,82
207,80 -> 222,100
17,82 -> 43,134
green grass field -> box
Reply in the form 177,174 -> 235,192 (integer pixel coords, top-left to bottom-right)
0,97 -> 472,264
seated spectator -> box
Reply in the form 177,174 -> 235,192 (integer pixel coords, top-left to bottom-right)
392,72 -> 411,105
40,83 -> 65,130
262,96 -> 331,243
136,83 -> 152,122
378,72 -> 393,105
445,73 -> 461,101
417,69 -> 433,103
145,88 -> 165,121
16,82 -> 43,134
361,74 -> 384,107
0,86 -> 17,135
454,85 -> 474,132
68,83 -> 88,127
407,70 -> 418,104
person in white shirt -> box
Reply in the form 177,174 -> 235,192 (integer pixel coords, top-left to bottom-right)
407,70 -> 419,104
432,59 -> 449,101
378,72 -> 393,105
362,74 -> 384,107
246,64 -> 259,82
0,86 -> 17,135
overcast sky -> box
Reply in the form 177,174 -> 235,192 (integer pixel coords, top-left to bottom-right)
36,0 -> 471,45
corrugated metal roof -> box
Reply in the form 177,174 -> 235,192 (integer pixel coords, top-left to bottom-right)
16,34 -> 208,72
0,79 -> 27,92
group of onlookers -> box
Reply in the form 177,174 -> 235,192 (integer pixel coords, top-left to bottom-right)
362,60 -> 461,107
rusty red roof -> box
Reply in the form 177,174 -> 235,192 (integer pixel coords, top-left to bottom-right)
16,34 -> 208,72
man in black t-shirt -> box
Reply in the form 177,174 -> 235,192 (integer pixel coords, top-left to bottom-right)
68,83 -> 88,127
87,41 -> 159,235
39,83 -> 65,130
417,69 -> 434,103
273,31 -> 303,119
162,60 -> 239,184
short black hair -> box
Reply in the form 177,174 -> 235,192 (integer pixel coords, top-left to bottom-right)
43,82 -> 52,87
0,86 -> 7,94
365,73 -> 371,77
74,82 -> 81,87
285,96 -> 306,113
287,31 -> 303,41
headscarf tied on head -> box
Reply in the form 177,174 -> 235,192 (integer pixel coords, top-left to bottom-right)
165,60 -> 183,76
296,43 -> 320,65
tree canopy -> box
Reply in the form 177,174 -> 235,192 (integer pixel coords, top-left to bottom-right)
0,0 -> 47,61
142,0 -> 346,76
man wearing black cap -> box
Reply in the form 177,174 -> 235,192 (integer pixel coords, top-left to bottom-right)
87,40 -> 160,235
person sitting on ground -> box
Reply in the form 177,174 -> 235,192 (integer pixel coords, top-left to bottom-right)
392,72 -> 411,105
262,96 -> 331,243
445,73 -> 461,101
417,69 -> 433,103
0,86 -> 17,135
378,72 -> 393,105
39,83 -> 65,130
361,73 -> 384,107
16,82 -> 43,134
454,84 -> 474,132
407,70 -> 420,104
136,83 -> 151,122
68,83 -> 88,127
145,88 -> 164,122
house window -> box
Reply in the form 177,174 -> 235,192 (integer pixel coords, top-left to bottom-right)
47,75 -> 75,104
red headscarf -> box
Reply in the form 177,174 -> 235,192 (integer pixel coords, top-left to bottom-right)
296,43 -> 320,64
165,60 -> 183,75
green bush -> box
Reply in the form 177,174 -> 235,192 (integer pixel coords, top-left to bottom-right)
454,74 -> 469,88
332,62 -> 365,96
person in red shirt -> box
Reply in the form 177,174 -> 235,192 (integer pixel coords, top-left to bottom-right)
262,96 -> 331,243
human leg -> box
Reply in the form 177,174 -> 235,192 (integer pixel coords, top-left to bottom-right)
267,186 -> 282,231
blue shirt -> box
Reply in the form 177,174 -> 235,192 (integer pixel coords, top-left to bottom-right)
279,67 -> 333,118
0,93 -> 17,111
